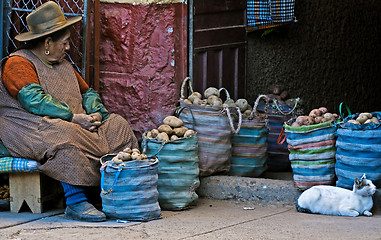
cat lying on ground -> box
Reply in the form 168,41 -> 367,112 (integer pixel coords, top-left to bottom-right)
296,174 -> 376,217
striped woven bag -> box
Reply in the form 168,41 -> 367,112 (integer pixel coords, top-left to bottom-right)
282,121 -> 337,190
335,112 -> 381,189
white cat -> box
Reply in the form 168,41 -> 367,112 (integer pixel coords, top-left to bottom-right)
296,174 -> 376,217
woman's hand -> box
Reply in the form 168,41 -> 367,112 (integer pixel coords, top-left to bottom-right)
72,113 -> 102,131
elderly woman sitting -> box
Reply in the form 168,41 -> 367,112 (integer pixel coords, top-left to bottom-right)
0,1 -> 138,222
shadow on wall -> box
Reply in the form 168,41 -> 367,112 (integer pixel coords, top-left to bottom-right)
246,0 -> 381,114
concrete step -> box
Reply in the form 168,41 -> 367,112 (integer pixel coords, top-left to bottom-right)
197,174 -> 381,211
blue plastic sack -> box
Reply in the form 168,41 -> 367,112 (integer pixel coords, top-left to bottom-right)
335,112 -> 381,189
142,133 -> 200,210
100,155 -> 161,221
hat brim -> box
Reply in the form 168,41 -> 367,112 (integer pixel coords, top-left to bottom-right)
15,16 -> 82,42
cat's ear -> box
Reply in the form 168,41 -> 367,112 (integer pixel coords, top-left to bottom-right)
355,178 -> 361,186
361,173 -> 366,180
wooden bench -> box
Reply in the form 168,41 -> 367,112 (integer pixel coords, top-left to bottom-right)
9,172 -> 63,213
1,158 -> 63,213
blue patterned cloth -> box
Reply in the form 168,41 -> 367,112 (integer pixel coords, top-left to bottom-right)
247,0 -> 295,31
0,157 -> 40,173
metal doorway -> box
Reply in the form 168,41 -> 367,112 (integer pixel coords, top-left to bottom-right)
188,0 -> 247,100
1,0 -> 88,78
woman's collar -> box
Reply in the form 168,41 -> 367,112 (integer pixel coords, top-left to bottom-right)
30,49 -> 54,69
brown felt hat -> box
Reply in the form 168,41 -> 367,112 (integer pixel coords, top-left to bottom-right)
15,1 -> 82,42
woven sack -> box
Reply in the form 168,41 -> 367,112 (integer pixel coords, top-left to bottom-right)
247,0 -> 296,32
335,112 -> 381,189
282,120 -> 337,190
229,95 -> 270,177
141,132 -> 200,210
257,97 -> 301,171
177,78 -> 241,177
100,155 -> 161,221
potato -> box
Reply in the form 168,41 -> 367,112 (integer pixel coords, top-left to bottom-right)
309,109 -> 322,118
193,98 -> 202,105
364,119 -> 373,124
146,131 -> 153,139
156,132 -> 169,141
212,100 -> 223,107
138,154 -> 148,161
183,99 -> 192,105
305,116 -> 314,125
314,116 -> 324,124
295,116 -> 306,125
359,112 -> 372,119
112,157 -> 123,163
204,87 -> 220,99
163,116 -> 183,128
184,129 -> 195,138
356,115 -> 368,124
131,152 -> 140,160
370,117 -> 379,123
280,91 -> 289,100
173,126 -> 188,137
291,122 -> 300,127
270,85 -> 282,95
323,113 -> 334,121
243,109 -> 252,116
158,124 -> 173,135
207,95 -> 220,105
320,118 -> 330,123
235,99 -> 249,112
117,152 -> 131,161
151,129 -> 160,138
132,148 -> 140,154
224,99 -> 237,108
348,119 -> 360,125
170,135 -> 179,141
318,107 -> 328,114
123,147 -> 132,153
188,92 -> 202,102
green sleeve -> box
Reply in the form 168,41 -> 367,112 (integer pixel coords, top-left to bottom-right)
17,83 -> 74,121
82,88 -> 110,120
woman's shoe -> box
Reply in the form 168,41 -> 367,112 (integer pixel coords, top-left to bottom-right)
64,201 -> 106,222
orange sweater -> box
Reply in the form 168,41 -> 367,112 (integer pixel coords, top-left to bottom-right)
2,56 -> 89,99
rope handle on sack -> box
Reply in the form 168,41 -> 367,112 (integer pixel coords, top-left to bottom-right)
175,106 -> 196,130
251,94 -> 271,127
180,77 -> 194,100
218,87 -> 231,102
100,166 -> 123,195
273,97 -> 300,116
141,137 -> 167,157
277,126 -> 287,145
223,106 -> 242,134
218,87 -> 241,134
339,102 -> 352,119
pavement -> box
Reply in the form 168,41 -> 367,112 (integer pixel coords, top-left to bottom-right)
1,173 -> 381,240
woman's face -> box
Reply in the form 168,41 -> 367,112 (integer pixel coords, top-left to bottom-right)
46,30 -> 71,63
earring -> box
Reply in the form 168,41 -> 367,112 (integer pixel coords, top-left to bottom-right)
45,50 -> 50,55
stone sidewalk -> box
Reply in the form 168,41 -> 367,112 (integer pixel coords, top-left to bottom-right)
1,175 -> 381,240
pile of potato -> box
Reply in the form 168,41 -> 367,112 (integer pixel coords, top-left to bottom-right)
183,86 -> 257,118
290,107 -> 339,127
266,85 -> 302,110
146,116 -> 195,141
111,147 -> 151,165
183,87 -> 223,107
348,112 -> 379,125
0,185 -> 9,200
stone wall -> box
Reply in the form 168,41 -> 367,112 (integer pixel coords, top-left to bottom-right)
97,2 -> 187,140
246,0 -> 381,115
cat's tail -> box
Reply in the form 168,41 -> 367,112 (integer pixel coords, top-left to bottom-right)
295,201 -> 312,214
